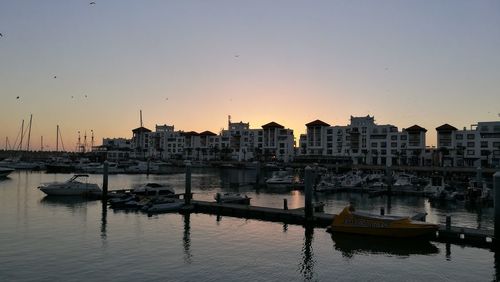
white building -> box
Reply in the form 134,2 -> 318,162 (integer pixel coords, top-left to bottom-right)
436,121 -> 500,168
299,115 -> 427,166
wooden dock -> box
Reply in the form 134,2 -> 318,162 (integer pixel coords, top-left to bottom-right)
180,200 -> 495,248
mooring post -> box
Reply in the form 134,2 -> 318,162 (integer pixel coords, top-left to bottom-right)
185,161 -> 192,205
216,192 -> 221,204
283,199 -> 288,210
494,172 -> 500,241
305,166 -> 314,221
102,161 -> 108,201
380,207 -> 385,216
146,158 -> 150,176
446,215 -> 451,231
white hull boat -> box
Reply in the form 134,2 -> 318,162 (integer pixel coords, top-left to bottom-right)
132,183 -> 175,196
38,174 -> 101,196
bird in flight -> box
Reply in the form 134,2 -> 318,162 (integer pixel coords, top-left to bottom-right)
53,75 -> 57,79
234,55 -> 240,58
16,96 -> 19,99
90,2 -> 96,5
0,33 -> 3,37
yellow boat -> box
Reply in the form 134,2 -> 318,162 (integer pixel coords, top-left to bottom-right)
330,205 -> 438,238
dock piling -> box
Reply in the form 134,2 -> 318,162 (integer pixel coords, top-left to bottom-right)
380,207 -> 385,216
185,162 -> 192,205
283,199 -> 288,210
494,172 -> 500,240
102,161 -> 108,200
446,215 -> 451,231
304,166 -> 314,221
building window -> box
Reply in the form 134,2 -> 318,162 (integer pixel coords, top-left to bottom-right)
391,142 -> 397,148
455,134 -> 463,140
467,142 -> 475,147
391,135 -> 397,140
362,127 -> 367,133
371,143 -> 377,148
467,150 -> 475,155
381,142 -> 387,148
400,135 -> 407,141
327,129 -> 333,134
467,134 -> 475,140
481,141 -> 488,148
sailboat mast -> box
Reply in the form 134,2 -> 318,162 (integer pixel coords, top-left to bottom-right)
41,136 -> 43,151
91,130 -> 94,151
56,125 -> 59,152
19,119 -> 25,151
140,110 -> 143,127
26,114 -> 33,151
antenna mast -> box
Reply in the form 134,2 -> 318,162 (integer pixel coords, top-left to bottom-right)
140,110 -> 143,127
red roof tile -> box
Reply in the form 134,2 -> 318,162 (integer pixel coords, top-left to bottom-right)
262,122 -> 284,129
404,125 -> 427,132
436,124 -> 458,131
199,131 -> 217,136
132,127 -> 152,133
306,120 -> 330,127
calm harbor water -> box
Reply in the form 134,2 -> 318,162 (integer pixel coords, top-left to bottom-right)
0,169 -> 498,281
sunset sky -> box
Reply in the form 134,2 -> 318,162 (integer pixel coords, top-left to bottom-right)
1,0 -> 499,151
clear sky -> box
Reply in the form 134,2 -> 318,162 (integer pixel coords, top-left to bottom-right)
1,0 -> 499,151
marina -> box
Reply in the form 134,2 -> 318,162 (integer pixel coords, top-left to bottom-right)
1,168 -> 499,281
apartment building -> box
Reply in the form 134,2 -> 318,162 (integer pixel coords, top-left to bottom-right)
436,121 -> 500,167
299,115 -> 427,166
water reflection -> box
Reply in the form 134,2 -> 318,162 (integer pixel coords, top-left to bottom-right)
40,196 -> 97,208
101,201 -> 107,240
331,233 -> 439,258
494,247 -> 500,281
299,225 -> 316,281
183,213 -> 193,263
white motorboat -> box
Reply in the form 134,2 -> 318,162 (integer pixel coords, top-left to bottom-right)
424,176 -> 446,196
38,174 -> 101,196
125,161 -> 161,174
214,192 -> 251,204
340,173 -> 364,188
0,167 -> 15,178
132,183 -> 175,196
266,171 -> 296,186
393,173 -> 416,190
315,180 -> 339,192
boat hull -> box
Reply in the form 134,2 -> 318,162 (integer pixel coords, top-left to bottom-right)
39,187 -> 101,196
331,206 -> 438,238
